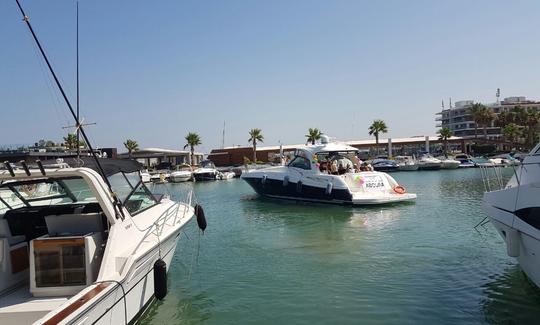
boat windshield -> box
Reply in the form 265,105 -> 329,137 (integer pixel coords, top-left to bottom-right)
107,171 -> 158,215
200,161 -> 215,168
0,177 -> 98,212
315,150 -> 358,174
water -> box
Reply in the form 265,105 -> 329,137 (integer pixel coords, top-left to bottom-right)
140,169 -> 540,324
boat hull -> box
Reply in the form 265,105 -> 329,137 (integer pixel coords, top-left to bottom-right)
242,176 -> 415,205
418,163 -> 441,170
193,172 -> 217,181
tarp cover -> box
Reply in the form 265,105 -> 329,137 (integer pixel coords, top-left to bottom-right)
35,157 -> 142,177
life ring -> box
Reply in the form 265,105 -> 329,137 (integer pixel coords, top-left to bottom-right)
393,185 -> 406,194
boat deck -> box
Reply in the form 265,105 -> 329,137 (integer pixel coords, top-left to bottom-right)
0,285 -> 69,324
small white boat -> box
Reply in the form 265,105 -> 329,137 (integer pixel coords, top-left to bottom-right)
394,156 -> 419,171
482,142 -> 540,287
438,157 -> 460,169
217,171 -> 235,180
417,154 -> 442,170
140,169 -> 151,183
170,164 -> 193,183
241,136 -> 416,205
193,160 -> 219,181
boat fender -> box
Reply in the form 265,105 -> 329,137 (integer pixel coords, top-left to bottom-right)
326,182 -> 333,195
194,204 -> 207,232
154,259 -> 167,300
506,228 -> 520,257
283,176 -> 289,187
393,185 -> 406,194
262,175 -> 267,186
296,181 -> 302,193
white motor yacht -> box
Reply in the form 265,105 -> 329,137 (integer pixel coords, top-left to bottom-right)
394,156 -> 419,171
482,142 -> 540,287
169,164 -> 193,183
193,160 -> 219,181
417,154 -> 442,170
0,158 -> 200,324
241,137 -> 416,205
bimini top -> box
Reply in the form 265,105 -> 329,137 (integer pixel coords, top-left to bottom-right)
301,142 -> 359,155
26,157 -> 142,177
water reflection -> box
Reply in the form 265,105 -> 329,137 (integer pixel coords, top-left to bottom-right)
482,265 -> 540,324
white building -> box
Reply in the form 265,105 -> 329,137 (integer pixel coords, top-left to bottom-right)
436,96 -> 540,139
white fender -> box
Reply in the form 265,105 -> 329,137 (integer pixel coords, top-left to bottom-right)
326,182 -> 333,195
283,176 -> 289,187
506,228 -> 520,257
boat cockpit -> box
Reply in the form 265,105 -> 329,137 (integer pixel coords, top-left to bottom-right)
289,147 -> 362,175
0,160 -> 157,322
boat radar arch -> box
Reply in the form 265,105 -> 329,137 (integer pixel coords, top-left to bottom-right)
320,134 -> 330,144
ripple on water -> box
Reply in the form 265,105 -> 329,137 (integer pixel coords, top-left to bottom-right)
139,172 -> 540,324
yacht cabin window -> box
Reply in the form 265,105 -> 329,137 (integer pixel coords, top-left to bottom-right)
288,156 -> 311,170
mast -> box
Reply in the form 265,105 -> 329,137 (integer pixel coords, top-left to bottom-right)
14,0 -> 125,219
76,1 -> 80,158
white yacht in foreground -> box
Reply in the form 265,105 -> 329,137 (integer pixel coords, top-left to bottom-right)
241,137 -> 416,205
482,142 -> 540,287
0,158 -> 200,324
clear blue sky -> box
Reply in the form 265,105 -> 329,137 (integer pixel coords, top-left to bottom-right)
2,0 -> 540,153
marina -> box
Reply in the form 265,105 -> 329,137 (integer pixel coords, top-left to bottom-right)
139,167 -> 540,324
2,0 -> 540,324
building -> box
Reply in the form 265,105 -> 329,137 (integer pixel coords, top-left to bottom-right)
208,136 -> 467,167
0,147 -> 117,163
436,96 -> 540,139
117,148 -> 204,168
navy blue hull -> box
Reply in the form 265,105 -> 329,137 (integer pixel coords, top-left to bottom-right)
243,176 -> 353,204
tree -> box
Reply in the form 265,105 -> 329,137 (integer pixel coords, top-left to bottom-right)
502,123 -> 520,150
469,103 -> 494,139
368,119 -> 388,156
248,128 -> 264,163
524,110 -> 540,148
123,139 -> 139,158
184,132 -> 202,166
437,127 -> 453,157
305,128 -> 322,145
64,134 -> 79,150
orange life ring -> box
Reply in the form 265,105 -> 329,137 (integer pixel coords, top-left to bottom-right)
393,185 -> 406,194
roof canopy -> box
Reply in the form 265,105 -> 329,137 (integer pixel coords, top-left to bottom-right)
29,157 -> 142,177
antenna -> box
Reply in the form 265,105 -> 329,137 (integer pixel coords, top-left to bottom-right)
76,1 -> 80,158
221,120 -> 225,149
15,0 -> 125,219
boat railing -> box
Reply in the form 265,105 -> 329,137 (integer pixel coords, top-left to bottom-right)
479,164 -> 507,192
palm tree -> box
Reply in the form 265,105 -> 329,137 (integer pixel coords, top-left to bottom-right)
437,127 -> 453,157
524,110 -> 540,148
495,111 -> 512,128
123,139 -> 139,158
64,133 -> 83,150
305,128 -> 322,145
184,132 -> 202,166
248,128 -> 264,163
502,123 -> 520,150
368,119 -> 388,156
469,103 -> 494,139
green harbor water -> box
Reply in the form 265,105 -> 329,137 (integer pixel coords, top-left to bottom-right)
140,169 -> 540,324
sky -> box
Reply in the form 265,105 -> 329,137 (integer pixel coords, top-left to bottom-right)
2,0 -> 540,154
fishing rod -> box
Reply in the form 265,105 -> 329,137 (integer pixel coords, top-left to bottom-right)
14,0 -> 125,219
